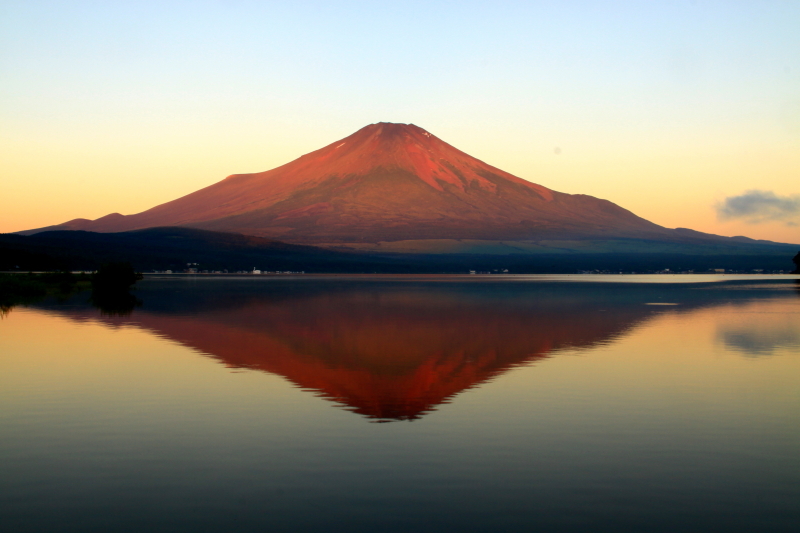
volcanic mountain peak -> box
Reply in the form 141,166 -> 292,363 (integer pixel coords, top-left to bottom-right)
24,122 -> 690,245
241,121 -> 552,198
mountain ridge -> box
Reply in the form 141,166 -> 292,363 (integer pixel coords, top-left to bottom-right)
19,122 -> 797,248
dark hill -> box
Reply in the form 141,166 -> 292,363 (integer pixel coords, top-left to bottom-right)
1,227 -> 797,273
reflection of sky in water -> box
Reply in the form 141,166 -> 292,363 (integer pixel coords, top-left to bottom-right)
719,327 -> 800,357
715,298 -> 800,357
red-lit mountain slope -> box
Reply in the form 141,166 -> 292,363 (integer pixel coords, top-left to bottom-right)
27,123 -> 681,244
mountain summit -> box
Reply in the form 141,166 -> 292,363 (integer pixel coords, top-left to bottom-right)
23,123 -> 756,249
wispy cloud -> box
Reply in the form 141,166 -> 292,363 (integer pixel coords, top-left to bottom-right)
716,190 -> 800,224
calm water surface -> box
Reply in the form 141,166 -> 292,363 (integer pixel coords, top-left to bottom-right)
1,276 -> 799,532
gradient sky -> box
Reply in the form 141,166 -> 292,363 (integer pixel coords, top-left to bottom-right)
2,1 -> 798,242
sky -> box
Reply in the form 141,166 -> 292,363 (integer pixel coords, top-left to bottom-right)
1,0 -> 799,242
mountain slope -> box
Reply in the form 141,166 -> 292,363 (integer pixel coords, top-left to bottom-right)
26,123 -> 681,244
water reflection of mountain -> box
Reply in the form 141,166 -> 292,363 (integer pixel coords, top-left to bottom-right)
39,278 -> 800,421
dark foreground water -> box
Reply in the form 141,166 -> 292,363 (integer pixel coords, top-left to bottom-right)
1,275 -> 799,532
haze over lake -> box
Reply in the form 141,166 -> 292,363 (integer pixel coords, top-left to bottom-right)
1,276 -> 799,532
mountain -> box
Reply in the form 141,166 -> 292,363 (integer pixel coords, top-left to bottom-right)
23,122 -> 776,250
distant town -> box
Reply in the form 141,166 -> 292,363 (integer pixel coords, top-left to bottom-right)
139,264 -> 791,275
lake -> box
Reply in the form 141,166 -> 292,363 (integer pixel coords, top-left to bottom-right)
1,275 -> 799,532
